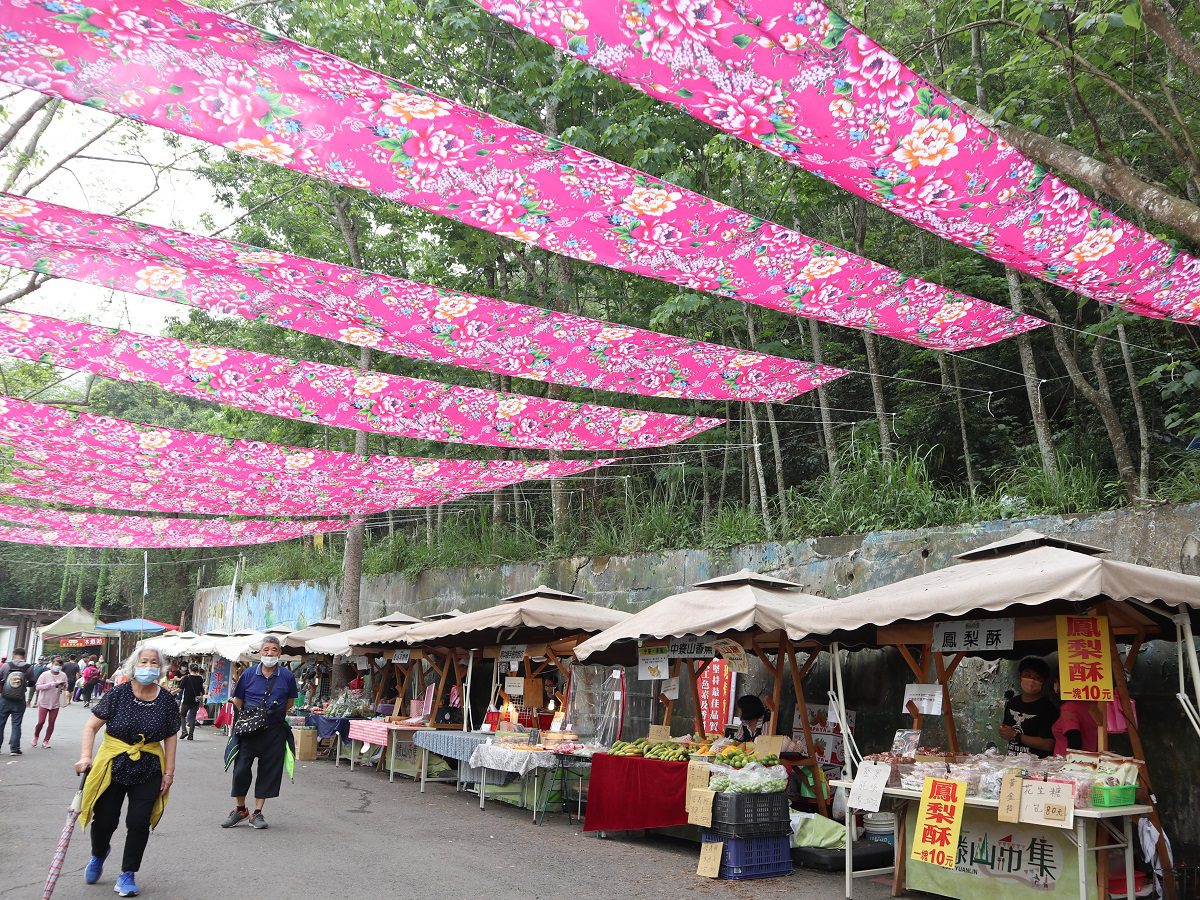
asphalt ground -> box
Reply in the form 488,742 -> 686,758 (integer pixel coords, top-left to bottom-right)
0,703 -> 897,899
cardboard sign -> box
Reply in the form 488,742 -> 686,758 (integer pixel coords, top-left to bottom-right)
1019,779 -> 1075,829
753,734 -> 785,758
1057,615 -> 1115,702
708,638 -> 749,674
998,774 -> 1023,824
648,724 -> 672,742
697,841 -> 723,878
902,683 -> 944,716
503,676 -> 524,697
848,761 -> 891,813
498,643 -> 527,666
390,649 -> 410,664
932,617 -> 1014,653
637,645 -> 670,680
686,760 -> 713,795
661,677 -> 679,701
911,777 -> 967,869
687,788 -> 715,827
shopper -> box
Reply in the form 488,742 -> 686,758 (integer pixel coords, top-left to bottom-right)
76,646 -> 180,897
221,635 -> 297,830
63,655 -> 80,696
178,664 -> 206,740
32,656 -> 68,748
81,656 -> 102,707
999,656 -> 1059,758
728,694 -> 770,741
0,648 -> 33,754
28,656 -> 47,707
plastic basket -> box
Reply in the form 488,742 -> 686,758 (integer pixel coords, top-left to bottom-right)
701,832 -> 794,880
712,791 -> 790,825
706,818 -> 792,838
1092,783 -> 1137,807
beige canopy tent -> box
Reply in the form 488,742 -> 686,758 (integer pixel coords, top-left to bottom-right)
39,606 -> 106,639
782,530 -> 1200,900
282,618 -> 341,650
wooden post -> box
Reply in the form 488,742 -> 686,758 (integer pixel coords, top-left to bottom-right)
932,652 -> 963,754
684,658 -> 706,737
784,640 -> 828,817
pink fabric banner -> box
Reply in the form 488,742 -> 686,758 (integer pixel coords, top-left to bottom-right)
0,503 -> 351,548
0,193 -> 842,403
0,308 -> 720,451
0,396 -> 612,500
475,0 -> 1200,327
0,1 -> 1042,350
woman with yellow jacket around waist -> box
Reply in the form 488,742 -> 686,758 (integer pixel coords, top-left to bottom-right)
75,647 -> 180,898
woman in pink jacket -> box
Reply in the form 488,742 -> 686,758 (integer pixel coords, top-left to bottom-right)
33,656 -> 68,748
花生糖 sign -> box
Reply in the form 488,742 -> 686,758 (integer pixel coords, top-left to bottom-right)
911,777 -> 967,869
1056,616 -> 1114,702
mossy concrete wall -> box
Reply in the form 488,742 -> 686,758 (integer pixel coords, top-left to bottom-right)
194,502 -> 1200,855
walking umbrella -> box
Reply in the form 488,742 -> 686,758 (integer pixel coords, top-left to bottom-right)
43,773 -> 86,899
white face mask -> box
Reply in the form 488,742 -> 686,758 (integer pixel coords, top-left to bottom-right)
260,656 -> 280,668
50,665 -> 62,673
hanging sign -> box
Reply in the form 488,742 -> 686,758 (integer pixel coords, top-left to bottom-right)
667,640 -> 716,659
1019,779 -> 1075,829
932,618 -> 1014,653
498,643 -> 527,665
661,677 -> 680,701
848,761 -> 891,813
902,683 -> 944,716
354,656 -> 369,671
58,637 -> 105,648
503,676 -> 524,697
708,638 -> 748,674
1057,616 -> 1115,702
390,649 -> 410,664
696,659 -> 733,736
637,645 -> 670,680
911,777 -> 967,869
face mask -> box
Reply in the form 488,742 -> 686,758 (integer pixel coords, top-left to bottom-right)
259,656 -> 280,668
133,667 -> 160,685
50,665 -> 62,673
1020,677 -> 1042,695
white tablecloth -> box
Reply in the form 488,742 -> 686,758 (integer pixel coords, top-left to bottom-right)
468,743 -> 560,777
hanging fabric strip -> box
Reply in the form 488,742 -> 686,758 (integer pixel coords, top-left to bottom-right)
0,396 -> 613,500
0,194 -> 842,404
0,309 -> 720,451
0,2 -> 1042,350
0,505 -> 353,549
472,0 -> 1200,327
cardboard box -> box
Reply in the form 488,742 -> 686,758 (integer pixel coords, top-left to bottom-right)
293,726 -> 318,761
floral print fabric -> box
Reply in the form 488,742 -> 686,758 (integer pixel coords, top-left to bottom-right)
0,193 -> 842,403
0,503 -> 351,548
0,308 -> 720,451
474,0 -> 1200,326
0,1 -> 1042,350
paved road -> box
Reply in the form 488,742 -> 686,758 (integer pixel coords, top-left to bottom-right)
0,704 -> 895,899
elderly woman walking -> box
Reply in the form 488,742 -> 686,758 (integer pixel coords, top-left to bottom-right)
221,634 -> 297,830
75,647 -> 180,897
32,656 -> 68,748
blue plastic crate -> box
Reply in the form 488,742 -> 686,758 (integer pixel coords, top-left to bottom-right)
702,831 -> 794,880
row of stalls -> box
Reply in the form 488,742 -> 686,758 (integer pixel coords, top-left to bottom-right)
153,530 -> 1200,897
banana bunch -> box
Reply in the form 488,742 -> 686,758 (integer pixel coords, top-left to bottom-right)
645,742 -> 690,761
608,739 -> 647,757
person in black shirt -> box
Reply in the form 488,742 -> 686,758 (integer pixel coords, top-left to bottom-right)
999,656 -> 1058,758
177,665 -> 206,740
62,656 -> 80,695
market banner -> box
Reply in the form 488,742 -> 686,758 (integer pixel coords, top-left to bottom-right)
476,0 -> 1200,328
697,658 -> 733,736
0,506 -> 352,548
911,777 -> 967,869
0,194 -> 842,404
1056,615 -> 1115,702
0,309 -> 720,452
207,657 -> 232,703
0,2 -> 1043,351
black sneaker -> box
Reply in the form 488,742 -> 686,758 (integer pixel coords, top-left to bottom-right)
221,807 -> 249,828
248,811 -> 268,829
9,749 -> 21,755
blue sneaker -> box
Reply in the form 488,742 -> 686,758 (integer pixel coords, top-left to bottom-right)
114,871 -> 139,896
84,849 -> 108,884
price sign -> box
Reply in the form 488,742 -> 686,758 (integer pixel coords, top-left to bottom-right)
911,777 -> 966,869
648,724 -> 672,742
686,760 -> 712,795
503,676 -> 524,697
847,761 -> 891,813
1057,615 -> 1115,702
902,683 -> 944,716
1019,779 -> 1075,829
997,775 -> 1022,824
753,734 -> 785,758
687,788 -> 715,827
390,649 -> 410,664
697,841 -> 723,878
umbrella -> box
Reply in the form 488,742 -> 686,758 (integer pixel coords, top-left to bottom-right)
42,773 -> 86,899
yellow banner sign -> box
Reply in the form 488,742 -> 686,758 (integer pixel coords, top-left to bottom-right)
911,777 -> 967,869
1056,615 -> 1114,702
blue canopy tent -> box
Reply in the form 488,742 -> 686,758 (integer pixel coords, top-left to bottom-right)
98,619 -> 168,664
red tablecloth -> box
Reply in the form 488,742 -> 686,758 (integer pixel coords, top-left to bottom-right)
583,754 -> 689,832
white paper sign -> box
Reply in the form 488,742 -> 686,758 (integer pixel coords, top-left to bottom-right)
708,638 -> 748,674
499,643 -> 527,666
662,677 -> 680,701
354,656 -> 369,671
932,617 -> 1014,653
503,676 -> 524,697
638,645 -> 670,680
1019,779 -> 1075,829
390,649 -> 410,664
902,683 -> 944,716
848,761 -> 892,813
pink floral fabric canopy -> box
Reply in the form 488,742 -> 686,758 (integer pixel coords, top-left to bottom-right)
0,396 -> 612,499
0,194 -> 842,403
0,503 -> 351,548
0,308 -> 720,451
0,2 -> 1043,350
475,0 -> 1200,326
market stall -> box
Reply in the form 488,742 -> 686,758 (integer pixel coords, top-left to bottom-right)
572,569 -> 833,832
782,530 -> 1200,900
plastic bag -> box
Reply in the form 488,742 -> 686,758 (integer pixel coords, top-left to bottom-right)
831,785 -> 848,822
708,761 -> 789,794
195,704 -> 209,724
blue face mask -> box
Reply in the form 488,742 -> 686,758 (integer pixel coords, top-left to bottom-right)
133,667 -> 160,685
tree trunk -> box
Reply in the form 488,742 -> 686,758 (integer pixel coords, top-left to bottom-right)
950,356 -> 977,494
852,199 -> 892,460
745,402 -> 775,540
0,95 -> 53,154
1005,271 -> 1058,475
1116,324 -> 1152,498
807,320 -> 839,479
2,98 -> 58,192
718,410 -> 732,509
741,306 -> 788,527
